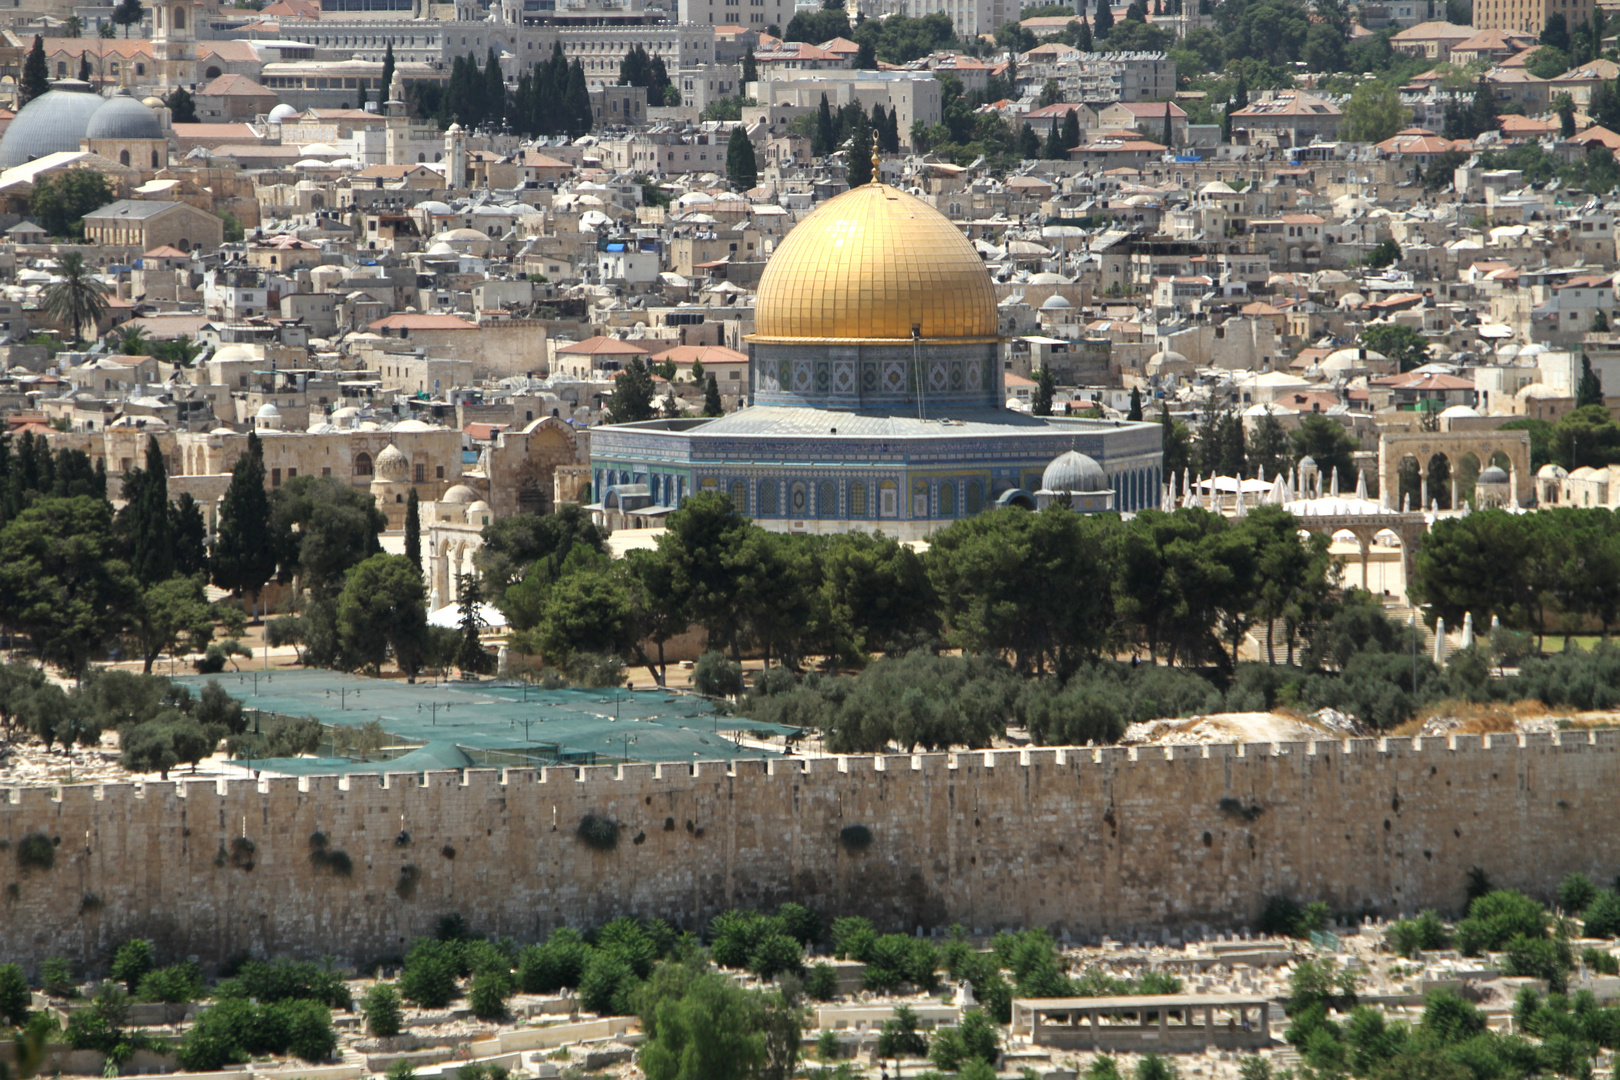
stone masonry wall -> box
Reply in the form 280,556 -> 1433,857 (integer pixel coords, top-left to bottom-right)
1,732 -> 1615,971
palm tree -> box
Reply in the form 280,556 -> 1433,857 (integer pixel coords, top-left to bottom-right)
43,252 -> 108,345
65,14 -> 83,36
115,322 -> 148,355
160,334 -> 203,368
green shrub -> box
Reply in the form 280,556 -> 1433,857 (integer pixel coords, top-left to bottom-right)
109,939 -> 155,991
577,951 -> 635,1016
385,1061 -> 416,1080
0,963 -> 30,1025
271,999 -> 337,1062
806,962 -> 839,1001
137,962 -> 202,1003
748,932 -> 803,981
398,940 -> 460,1009
177,999 -> 257,1070
1259,896 -> 1303,938
1582,890 -> 1620,938
930,1008 -> 998,1071
467,969 -> 513,1021
693,651 -> 744,697
361,983 -> 403,1037
1502,935 -> 1572,992
1559,873 -> 1599,914
41,957 -> 76,999
1388,910 -> 1449,957
216,958 -> 351,1008
1582,947 -> 1619,975
777,902 -> 822,946
1456,890 -> 1547,955
517,928 -> 589,994
16,832 -> 54,871
577,814 -> 619,851
830,916 -> 876,961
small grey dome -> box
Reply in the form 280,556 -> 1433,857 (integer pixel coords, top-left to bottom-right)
0,81 -> 106,168
1478,465 -> 1509,484
374,443 -> 409,481
1299,455 -> 1317,467
1041,450 -> 1107,493
86,90 -> 162,141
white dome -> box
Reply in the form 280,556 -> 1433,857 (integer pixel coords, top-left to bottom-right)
1538,463 -> 1568,479
374,443 -> 409,480
1439,404 -> 1480,417
1478,465 -> 1510,484
255,402 -> 281,419
1040,294 -> 1073,310
213,344 -> 258,365
1041,450 -> 1107,493
391,418 -> 432,432
268,103 -> 299,122
465,500 -> 490,521
1323,346 -> 1388,372
442,484 -> 478,504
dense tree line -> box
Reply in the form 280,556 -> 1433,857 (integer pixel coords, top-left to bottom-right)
618,44 -> 677,107
410,45 -> 592,137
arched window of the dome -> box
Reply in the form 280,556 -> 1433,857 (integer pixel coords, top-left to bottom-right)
789,481 -> 808,516
912,482 -> 929,519
758,480 -> 778,516
849,482 -> 867,518
817,481 -> 837,519
879,481 -> 897,518
729,481 -> 746,513
965,480 -> 983,516
938,482 -> 956,519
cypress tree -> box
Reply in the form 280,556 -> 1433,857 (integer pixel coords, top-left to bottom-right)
455,574 -> 493,677
1061,108 -> 1081,155
484,47 -> 504,129
704,374 -> 723,417
130,435 -> 175,585
1162,105 -> 1173,147
381,41 -> 396,99
1019,123 -> 1041,159
742,51 -> 757,84
171,492 -> 208,577
19,36 -> 48,107
1094,0 -> 1113,40
212,431 -> 277,619
1076,14 -> 1093,50
567,59 -> 592,135
78,53 -> 91,82
884,105 -> 899,152
847,110 -> 874,186
1128,387 -> 1143,421
815,92 -> 835,156
725,125 -> 757,190
405,488 -> 422,572
1044,117 -> 1063,158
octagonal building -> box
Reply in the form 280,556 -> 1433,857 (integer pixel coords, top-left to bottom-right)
587,177 -> 1163,540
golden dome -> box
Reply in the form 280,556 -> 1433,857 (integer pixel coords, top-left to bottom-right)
750,182 -> 999,344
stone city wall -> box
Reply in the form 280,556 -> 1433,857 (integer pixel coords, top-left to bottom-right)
1,732 -> 1615,970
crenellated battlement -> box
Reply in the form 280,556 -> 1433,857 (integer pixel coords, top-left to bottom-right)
2,733 -> 1615,970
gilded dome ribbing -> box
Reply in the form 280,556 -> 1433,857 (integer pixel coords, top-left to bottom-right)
750,183 -> 999,344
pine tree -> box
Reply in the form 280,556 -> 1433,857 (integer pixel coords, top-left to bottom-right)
704,374 -> 723,417
405,487 -> 421,573
382,41 -> 396,100
19,36 -> 48,107
212,431 -> 277,619
607,358 -> 657,423
130,435 -> 174,586
725,125 -> 757,190
165,86 -> 197,123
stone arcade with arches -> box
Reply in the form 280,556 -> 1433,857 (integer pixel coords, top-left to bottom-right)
1378,430 -> 1534,511
588,176 -> 1162,540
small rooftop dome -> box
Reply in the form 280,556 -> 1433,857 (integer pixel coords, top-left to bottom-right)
1041,450 -> 1108,493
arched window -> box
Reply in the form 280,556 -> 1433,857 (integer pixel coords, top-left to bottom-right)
817,480 -> 837,518
789,481 -> 808,516
758,479 -> 778,515
119,150 -> 130,166
879,480 -> 898,517
173,6 -> 184,28
354,451 -> 373,476
912,482 -> 929,518
965,480 -> 983,515
938,481 -> 956,518
150,150 -> 159,167
849,482 -> 868,517
729,480 -> 746,513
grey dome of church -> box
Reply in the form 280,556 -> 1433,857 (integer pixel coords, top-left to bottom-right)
85,89 -> 163,141
587,179 -> 1163,540
0,81 -> 106,168
0,82 -> 161,169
